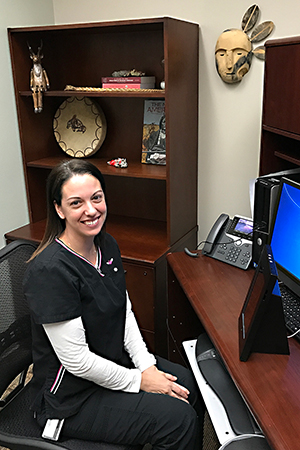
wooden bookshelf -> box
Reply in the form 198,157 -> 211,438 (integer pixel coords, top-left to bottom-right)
6,17 -> 199,355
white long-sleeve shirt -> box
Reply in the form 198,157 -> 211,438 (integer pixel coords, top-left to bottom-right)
43,292 -> 156,393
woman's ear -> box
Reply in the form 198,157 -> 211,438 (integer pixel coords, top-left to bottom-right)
54,201 -> 65,220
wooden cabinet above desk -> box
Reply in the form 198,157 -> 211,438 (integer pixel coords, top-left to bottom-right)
167,251 -> 300,450
260,36 -> 300,175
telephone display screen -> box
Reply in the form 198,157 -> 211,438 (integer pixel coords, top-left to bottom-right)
234,218 -> 253,236
228,216 -> 253,240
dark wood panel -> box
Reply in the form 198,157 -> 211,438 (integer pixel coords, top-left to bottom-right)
260,36 -> 300,177
259,130 -> 299,175
26,168 -> 48,222
263,39 -> 300,135
17,96 -> 68,163
124,262 -> 155,331
105,177 -> 166,222
168,263 -> 204,365
167,19 -> 199,245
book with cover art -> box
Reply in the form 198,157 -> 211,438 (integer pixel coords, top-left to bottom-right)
141,100 -> 166,165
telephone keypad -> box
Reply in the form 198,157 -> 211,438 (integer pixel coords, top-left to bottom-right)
213,240 -> 252,269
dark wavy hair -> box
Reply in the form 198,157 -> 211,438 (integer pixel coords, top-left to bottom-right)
30,159 -> 106,260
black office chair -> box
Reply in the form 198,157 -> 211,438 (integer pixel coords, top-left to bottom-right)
0,240 -> 143,450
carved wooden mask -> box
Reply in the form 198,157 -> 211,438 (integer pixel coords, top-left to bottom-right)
215,29 -> 252,84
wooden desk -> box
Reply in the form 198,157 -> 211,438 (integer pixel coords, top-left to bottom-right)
167,251 -> 300,450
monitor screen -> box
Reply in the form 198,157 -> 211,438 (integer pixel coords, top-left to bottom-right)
269,178 -> 300,295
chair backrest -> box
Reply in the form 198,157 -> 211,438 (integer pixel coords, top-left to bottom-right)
0,240 -> 38,398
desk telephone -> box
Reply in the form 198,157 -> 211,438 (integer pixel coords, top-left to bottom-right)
202,214 -> 253,270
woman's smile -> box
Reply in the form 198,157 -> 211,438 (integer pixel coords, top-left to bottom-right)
83,217 -> 99,226
82,217 -> 101,227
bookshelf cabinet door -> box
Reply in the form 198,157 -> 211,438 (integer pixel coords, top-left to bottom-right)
123,261 -> 155,352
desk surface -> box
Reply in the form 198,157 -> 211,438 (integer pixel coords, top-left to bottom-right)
167,251 -> 300,450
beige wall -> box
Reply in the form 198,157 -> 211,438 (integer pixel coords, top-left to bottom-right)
2,0 -> 300,247
0,0 -> 54,247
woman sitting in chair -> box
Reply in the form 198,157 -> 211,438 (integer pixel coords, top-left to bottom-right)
23,160 -> 203,449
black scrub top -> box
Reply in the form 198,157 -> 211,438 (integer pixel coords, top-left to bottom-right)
23,233 -> 128,420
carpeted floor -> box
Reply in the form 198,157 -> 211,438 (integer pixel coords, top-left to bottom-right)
202,410 -> 220,450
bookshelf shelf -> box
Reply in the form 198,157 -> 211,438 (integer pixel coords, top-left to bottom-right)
27,157 -> 167,180
19,90 -> 166,99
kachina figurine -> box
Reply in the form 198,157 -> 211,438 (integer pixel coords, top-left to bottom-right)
28,41 -> 50,113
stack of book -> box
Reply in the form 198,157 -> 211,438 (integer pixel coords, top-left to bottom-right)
101,76 -> 155,89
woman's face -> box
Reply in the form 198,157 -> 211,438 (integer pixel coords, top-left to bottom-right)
55,173 -> 107,242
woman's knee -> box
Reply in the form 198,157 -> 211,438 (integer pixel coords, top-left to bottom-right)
156,400 -> 200,449
163,397 -> 198,434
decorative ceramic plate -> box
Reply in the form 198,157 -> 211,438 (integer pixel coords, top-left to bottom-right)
53,97 -> 107,158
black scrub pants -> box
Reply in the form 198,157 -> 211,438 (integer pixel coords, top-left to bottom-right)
61,357 -> 203,449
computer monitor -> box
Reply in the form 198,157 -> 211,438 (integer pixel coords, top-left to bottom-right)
269,177 -> 300,297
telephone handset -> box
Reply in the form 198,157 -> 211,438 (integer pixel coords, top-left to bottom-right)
202,213 -> 229,254
202,213 -> 253,270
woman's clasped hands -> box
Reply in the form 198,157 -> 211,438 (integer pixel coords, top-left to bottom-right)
141,365 -> 190,403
